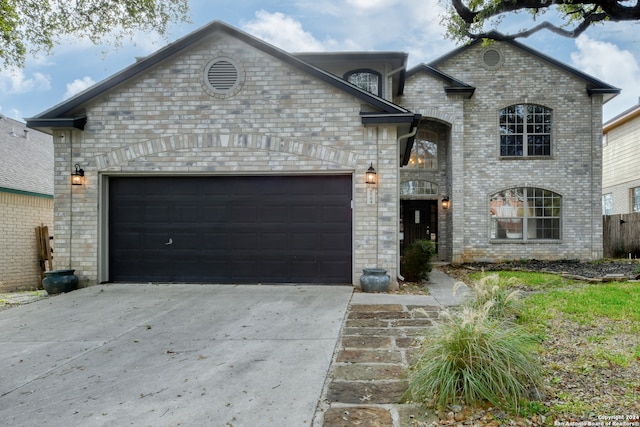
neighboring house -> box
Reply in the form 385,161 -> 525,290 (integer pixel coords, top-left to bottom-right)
0,116 -> 53,291
26,21 -> 618,288
602,100 -> 640,215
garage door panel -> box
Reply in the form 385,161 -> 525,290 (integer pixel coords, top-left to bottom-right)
173,205 -> 200,222
290,232 -> 317,250
231,232 -> 260,249
202,206 -> 228,221
261,259 -> 289,278
109,175 -> 351,283
199,232 -> 231,249
322,232 -> 350,250
262,232 -> 287,249
262,205 -> 288,222
144,205 -> 171,223
320,206 -> 350,223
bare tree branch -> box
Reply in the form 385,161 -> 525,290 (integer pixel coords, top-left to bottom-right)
448,0 -> 640,41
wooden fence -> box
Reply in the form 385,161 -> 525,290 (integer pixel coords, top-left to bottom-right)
603,212 -> 640,258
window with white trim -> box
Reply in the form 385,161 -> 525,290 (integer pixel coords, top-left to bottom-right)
490,187 -> 561,240
344,69 -> 381,96
603,193 -> 613,215
632,187 -> 640,212
499,104 -> 552,157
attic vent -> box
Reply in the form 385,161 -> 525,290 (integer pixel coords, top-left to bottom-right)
481,48 -> 503,69
208,60 -> 237,89
203,56 -> 244,97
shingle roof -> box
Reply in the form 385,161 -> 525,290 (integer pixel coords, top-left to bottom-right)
0,116 -> 53,197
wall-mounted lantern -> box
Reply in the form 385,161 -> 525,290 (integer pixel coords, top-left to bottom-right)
365,163 -> 377,205
71,164 -> 85,186
365,163 -> 377,187
441,197 -> 450,210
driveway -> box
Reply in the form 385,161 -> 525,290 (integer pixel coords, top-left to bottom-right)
0,284 -> 353,426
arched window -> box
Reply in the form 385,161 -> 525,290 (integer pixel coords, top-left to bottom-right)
407,129 -> 437,169
344,69 -> 381,96
499,104 -> 552,157
490,187 -> 561,240
401,180 -> 438,196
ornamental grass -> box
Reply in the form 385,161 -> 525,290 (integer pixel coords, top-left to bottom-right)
405,288 -> 542,411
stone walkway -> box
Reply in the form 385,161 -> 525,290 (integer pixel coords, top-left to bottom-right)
314,269 -> 469,427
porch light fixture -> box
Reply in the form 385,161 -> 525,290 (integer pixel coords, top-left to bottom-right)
71,164 -> 84,186
365,163 -> 377,186
441,197 -> 450,210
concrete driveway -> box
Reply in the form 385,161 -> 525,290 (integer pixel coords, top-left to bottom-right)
0,284 -> 353,426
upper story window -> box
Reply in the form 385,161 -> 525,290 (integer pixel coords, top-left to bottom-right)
499,104 -> 552,157
344,69 -> 381,96
407,130 -> 438,169
490,187 -> 561,241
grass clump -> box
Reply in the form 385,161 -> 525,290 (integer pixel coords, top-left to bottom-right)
406,272 -> 543,412
401,239 -> 435,282
406,302 -> 542,410
462,273 -> 522,319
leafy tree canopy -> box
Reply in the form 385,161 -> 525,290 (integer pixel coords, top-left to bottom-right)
0,0 -> 190,69
444,0 -> 640,42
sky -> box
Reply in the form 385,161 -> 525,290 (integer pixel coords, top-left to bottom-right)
1,0 -> 639,124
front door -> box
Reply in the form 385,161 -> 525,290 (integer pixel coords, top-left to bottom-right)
401,200 -> 438,253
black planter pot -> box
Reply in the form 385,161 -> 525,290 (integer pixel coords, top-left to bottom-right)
42,269 -> 78,295
359,268 -> 390,293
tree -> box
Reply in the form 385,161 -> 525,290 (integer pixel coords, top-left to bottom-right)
0,0 -> 190,69
444,0 -> 640,42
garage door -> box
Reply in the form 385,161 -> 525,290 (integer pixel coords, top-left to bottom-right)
108,175 -> 352,283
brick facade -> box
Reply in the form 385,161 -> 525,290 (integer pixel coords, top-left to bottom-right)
0,192 -> 53,291
50,33 -> 401,286
402,42 -> 605,262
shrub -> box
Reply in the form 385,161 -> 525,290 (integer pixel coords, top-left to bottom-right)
401,239 -> 435,281
405,304 -> 542,411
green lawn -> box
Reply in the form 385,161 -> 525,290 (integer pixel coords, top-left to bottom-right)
468,271 -> 640,419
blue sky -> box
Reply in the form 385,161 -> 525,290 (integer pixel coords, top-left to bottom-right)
1,0 -> 639,123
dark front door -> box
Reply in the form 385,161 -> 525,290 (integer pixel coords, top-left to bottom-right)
108,175 -> 352,284
401,200 -> 438,252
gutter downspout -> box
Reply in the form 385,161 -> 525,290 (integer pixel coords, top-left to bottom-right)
396,125 -> 419,281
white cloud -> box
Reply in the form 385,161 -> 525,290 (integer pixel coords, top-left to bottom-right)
293,0 -> 454,63
242,11 -> 335,52
345,0 -> 401,12
0,68 -> 51,95
63,76 -> 96,100
0,106 -> 23,121
571,35 -> 640,120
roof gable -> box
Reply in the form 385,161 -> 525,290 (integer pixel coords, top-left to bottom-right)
27,20 -> 413,131
406,63 -> 476,98
428,34 -> 619,102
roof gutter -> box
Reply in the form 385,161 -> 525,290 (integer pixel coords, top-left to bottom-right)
25,116 -> 87,132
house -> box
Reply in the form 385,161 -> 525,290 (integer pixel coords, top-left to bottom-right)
602,100 -> 640,214
0,116 -> 53,291
26,21 -> 618,289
